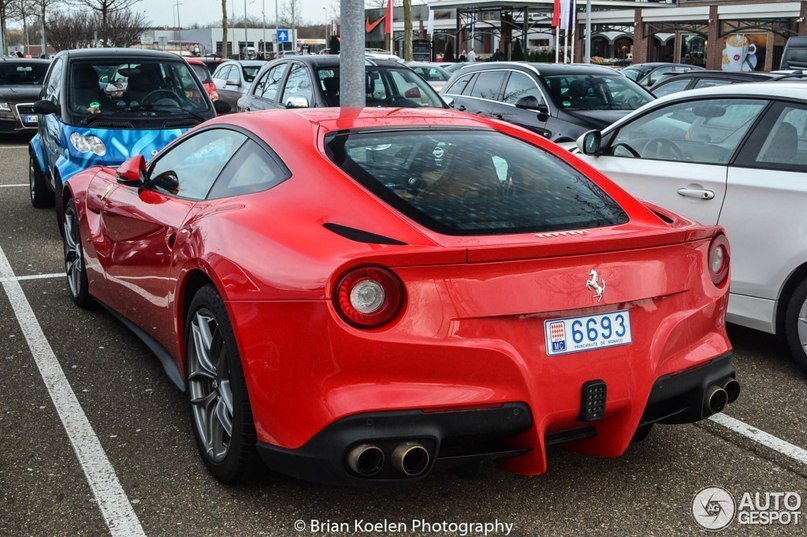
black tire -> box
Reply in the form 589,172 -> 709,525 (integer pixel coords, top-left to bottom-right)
63,199 -> 91,308
784,278 -> 807,373
29,154 -> 54,208
185,285 -> 265,483
631,423 -> 654,443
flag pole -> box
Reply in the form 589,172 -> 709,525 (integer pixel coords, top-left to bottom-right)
570,3 -> 576,63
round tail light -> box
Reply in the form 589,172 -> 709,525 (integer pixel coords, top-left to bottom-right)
334,267 -> 404,328
708,234 -> 730,285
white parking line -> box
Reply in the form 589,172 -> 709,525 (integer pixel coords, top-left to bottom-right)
0,184 -> 27,188
0,273 -> 63,282
710,413 -> 807,466
0,247 -> 145,537
0,146 -> 28,149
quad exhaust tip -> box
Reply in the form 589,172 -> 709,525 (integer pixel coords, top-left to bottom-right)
346,444 -> 385,477
704,385 -> 728,415
392,442 -> 430,477
722,378 -> 741,404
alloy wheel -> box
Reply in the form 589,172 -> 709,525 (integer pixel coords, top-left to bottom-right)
188,310 -> 234,463
63,208 -> 83,298
799,299 -> 807,354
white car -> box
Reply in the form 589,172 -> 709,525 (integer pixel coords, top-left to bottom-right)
574,82 -> 807,370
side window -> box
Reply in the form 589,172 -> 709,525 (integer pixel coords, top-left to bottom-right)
445,73 -> 473,95
651,78 -> 690,98
149,129 -> 247,200
45,58 -> 64,104
282,64 -> 313,104
502,71 -> 544,105
608,98 -> 768,165
207,140 -> 289,199
737,104 -> 807,171
212,65 -> 228,80
257,63 -> 287,100
469,71 -> 506,100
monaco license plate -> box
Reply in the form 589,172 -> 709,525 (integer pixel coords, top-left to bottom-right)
23,114 -> 38,125
544,310 -> 632,356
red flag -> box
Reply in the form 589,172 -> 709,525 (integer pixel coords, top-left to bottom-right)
551,0 -> 561,27
385,1 -> 394,35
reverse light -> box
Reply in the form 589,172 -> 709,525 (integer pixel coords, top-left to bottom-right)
70,132 -> 107,156
708,234 -> 730,285
334,267 -> 404,328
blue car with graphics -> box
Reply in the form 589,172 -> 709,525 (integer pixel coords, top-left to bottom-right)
29,48 -> 229,210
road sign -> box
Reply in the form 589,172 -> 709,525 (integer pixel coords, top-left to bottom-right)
277,30 -> 291,43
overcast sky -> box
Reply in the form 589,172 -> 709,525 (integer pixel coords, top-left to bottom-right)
136,0 -> 337,27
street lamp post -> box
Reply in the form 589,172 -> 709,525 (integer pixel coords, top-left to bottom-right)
274,0 -> 279,58
175,1 -> 183,49
244,0 -> 248,59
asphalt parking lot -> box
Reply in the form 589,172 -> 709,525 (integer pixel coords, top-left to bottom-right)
0,134 -> 805,537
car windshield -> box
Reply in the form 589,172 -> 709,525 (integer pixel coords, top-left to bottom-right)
622,67 -> 649,82
69,60 -> 210,119
325,129 -> 628,235
317,67 -> 445,107
543,74 -> 654,111
0,62 -> 48,85
243,65 -> 261,83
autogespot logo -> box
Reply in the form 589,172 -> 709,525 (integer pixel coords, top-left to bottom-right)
692,487 -> 737,531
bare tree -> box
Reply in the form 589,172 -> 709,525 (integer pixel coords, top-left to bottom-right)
103,7 -> 146,47
32,0 -> 62,53
47,9 -> 93,50
282,0 -> 300,30
69,0 -> 141,45
220,0 -> 227,57
0,0 -> 8,55
9,0 -> 37,55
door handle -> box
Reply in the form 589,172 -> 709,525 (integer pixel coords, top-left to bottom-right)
456,105 -> 466,111
677,188 -> 715,200
494,114 -> 503,120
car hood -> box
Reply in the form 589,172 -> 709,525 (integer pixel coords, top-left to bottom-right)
0,85 -> 41,102
563,109 -> 630,130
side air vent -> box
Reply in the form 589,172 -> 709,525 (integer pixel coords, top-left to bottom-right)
323,223 -> 407,245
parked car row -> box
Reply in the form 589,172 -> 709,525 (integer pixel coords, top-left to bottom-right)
20,46 -> 807,489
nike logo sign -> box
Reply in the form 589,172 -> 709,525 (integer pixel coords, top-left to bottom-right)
365,16 -> 385,34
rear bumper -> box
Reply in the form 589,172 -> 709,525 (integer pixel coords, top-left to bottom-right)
256,354 -> 736,485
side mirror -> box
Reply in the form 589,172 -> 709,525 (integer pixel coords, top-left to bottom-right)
213,100 -> 231,114
515,95 -> 542,110
404,87 -> 421,99
442,96 -> 455,108
226,79 -> 241,87
285,96 -> 309,109
116,155 -> 146,186
32,99 -> 57,115
577,130 -> 602,156
151,171 -> 180,194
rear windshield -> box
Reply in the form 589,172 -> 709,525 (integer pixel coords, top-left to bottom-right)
243,65 -> 261,83
783,48 -> 807,65
190,63 -> 212,83
0,62 -> 48,85
325,129 -> 628,235
543,74 -> 653,111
